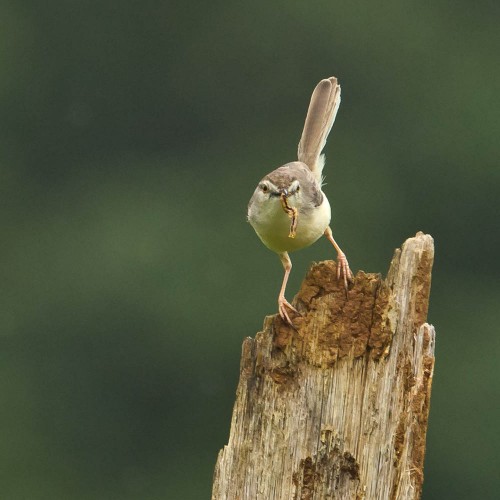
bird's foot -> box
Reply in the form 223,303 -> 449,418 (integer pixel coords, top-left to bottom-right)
337,252 -> 354,292
278,296 -> 300,327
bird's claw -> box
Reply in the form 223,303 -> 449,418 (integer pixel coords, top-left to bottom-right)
278,296 -> 300,327
336,252 -> 354,292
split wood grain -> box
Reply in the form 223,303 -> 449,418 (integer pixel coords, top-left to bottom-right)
213,232 -> 435,500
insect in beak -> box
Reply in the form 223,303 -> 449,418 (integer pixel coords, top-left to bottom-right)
280,193 -> 298,238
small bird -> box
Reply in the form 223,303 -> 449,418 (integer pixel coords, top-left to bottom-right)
247,76 -> 353,325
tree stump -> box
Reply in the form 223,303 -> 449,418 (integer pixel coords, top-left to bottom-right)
213,232 -> 435,499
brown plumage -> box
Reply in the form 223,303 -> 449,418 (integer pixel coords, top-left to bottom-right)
297,76 -> 341,181
262,163 -> 323,209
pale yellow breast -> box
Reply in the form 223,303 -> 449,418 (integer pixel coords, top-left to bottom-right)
250,194 -> 331,254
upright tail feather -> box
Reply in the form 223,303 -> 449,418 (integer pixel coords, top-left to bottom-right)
297,77 -> 341,182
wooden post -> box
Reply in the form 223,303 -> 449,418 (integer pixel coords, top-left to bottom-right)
212,232 -> 435,500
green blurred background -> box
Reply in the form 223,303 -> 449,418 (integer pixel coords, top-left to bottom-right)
1,1 -> 498,498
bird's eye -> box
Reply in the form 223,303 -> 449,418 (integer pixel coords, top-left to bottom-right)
296,185 -> 300,192
261,184 -> 269,192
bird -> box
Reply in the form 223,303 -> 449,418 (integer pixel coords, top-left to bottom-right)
247,76 -> 353,326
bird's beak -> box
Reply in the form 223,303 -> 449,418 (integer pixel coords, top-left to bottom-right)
279,188 -> 289,198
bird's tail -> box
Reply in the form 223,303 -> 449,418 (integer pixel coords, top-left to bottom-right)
297,77 -> 341,182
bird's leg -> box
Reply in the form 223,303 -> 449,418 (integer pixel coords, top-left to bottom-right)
324,226 -> 353,290
277,252 -> 300,325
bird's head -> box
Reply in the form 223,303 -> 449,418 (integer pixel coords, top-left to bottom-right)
247,162 -> 323,226
257,177 -> 301,201
251,165 -> 304,210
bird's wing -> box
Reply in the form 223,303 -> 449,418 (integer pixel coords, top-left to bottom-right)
297,77 -> 341,182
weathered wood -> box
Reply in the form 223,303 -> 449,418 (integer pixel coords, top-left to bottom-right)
213,232 -> 435,500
